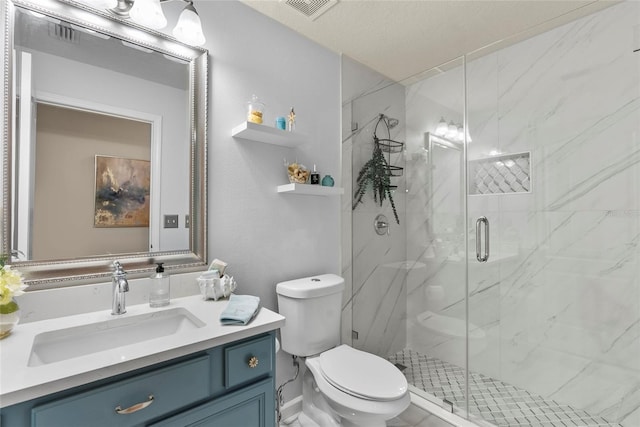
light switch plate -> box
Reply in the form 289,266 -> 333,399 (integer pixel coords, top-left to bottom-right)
164,215 -> 179,228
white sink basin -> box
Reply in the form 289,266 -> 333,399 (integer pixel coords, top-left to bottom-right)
28,307 -> 206,367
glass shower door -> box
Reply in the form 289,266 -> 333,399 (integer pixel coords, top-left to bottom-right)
465,2 -> 640,425
400,57 -> 471,416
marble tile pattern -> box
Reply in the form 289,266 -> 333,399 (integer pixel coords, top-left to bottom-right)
341,56 -> 409,357
403,2 -> 640,426
391,349 -> 620,427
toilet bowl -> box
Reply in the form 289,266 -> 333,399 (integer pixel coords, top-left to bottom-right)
298,345 -> 410,427
275,274 -> 410,426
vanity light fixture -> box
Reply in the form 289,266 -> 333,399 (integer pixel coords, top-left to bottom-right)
433,117 -> 471,143
435,117 -> 448,137
456,124 -> 464,142
456,124 -> 472,143
172,1 -> 205,46
128,0 -> 167,29
446,120 -> 458,140
90,0 -> 117,10
91,0 -> 206,46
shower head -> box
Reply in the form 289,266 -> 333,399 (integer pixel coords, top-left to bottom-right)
379,113 -> 399,129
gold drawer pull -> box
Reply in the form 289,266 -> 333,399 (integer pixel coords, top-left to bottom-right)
115,395 -> 154,414
248,356 -> 259,368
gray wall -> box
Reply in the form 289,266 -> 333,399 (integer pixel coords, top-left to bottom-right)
19,0 -> 342,406
194,1 -> 342,403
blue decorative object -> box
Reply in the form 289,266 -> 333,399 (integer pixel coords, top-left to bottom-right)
275,116 -> 286,130
321,175 -> 334,187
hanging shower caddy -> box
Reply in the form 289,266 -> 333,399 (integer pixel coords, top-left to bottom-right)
352,114 -> 404,224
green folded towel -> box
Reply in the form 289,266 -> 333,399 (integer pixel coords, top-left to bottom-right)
220,294 -> 260,325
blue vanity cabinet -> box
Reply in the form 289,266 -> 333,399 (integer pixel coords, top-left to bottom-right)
149,378 -> 274,427
0,331 -> 276,427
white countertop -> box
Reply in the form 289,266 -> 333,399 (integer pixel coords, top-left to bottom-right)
0,294 -> 285,408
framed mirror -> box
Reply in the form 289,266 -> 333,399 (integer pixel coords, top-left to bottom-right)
1,0 -> 208,288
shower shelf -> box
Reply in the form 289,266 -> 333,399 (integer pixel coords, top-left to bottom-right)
231,121 -> 308,147
277,183 -> 344,196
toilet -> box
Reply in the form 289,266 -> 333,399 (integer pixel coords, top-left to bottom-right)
276,274 -> 410,427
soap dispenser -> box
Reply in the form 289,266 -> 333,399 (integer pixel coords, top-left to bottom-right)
150,262 -> 170,307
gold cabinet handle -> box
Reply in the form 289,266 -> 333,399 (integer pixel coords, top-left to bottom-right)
115,395 -> 154,414
248,356 -> 259,368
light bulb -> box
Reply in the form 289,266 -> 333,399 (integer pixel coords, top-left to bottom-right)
456,124 -> 464,142
446,121 -> 457,140
173,3 -> 206,46
435,117 -> 447,136
129,0 -> 167,30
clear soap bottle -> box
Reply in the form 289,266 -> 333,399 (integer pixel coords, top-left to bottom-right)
150,262 -> 170,307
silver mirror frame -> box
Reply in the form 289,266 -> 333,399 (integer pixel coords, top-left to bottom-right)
1,0 -> 208,288
424,132 -> 463,238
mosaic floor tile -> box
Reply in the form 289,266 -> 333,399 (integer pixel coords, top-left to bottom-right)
389,349 -> 621,427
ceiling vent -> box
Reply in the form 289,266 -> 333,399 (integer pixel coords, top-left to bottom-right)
283,0 -> 338,21
48,22 -> 79,44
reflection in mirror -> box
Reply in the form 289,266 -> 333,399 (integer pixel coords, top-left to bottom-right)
425,132 -> 463,240
1,0 -> 208,288
32,103 -> 153,260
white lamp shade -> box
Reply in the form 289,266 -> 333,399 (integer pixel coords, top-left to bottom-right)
129,0 -> 167,30
173,5 -> 206,46
446,121 -> 458,140
456,125 -> 464,142
435,117 -> 447,136
87,0 -> 117,9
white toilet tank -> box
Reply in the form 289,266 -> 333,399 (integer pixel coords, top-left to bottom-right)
276,274 -> 345,357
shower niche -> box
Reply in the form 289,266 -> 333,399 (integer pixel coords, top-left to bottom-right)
468,152 -> 531,195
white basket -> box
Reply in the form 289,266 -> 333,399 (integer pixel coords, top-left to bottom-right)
197,274 -> 236,301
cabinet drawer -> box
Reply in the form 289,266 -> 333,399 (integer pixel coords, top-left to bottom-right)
224,334 -> 273,388
149,377 -> 275,427
31,355 -> 210,427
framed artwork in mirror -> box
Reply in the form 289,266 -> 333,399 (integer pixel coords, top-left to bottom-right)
94,156 -> 151,228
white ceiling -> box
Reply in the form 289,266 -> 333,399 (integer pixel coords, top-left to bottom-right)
240,0 -> 618,83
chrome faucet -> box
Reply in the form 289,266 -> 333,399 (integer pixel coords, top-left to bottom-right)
111,261 -> 129,315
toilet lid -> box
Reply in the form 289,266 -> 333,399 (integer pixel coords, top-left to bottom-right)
318,345 -> 407,401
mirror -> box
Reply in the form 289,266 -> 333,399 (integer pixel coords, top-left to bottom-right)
425,132 -> 463,239
1,0 -> 208,288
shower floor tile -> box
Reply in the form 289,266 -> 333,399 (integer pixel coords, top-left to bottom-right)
389,349 -> 621,427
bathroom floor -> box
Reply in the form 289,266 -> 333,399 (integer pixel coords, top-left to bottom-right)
280,402 -> 454,427
389,349 -> 622,427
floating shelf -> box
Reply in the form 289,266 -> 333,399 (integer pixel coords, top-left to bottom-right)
231,121 -> 308,147
277,183 -> 344,196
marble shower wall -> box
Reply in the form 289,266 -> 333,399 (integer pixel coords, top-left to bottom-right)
404,60 -> 468,368
341,56 -> 407,357
406,2 -> 640,425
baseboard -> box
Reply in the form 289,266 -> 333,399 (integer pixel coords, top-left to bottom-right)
279,395 -> 303,425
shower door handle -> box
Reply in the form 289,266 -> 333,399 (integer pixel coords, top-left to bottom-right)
476,216 -> 490,262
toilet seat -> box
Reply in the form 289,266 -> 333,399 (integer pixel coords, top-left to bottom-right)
305,354 -> 411,420
317,345 -> 408,401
